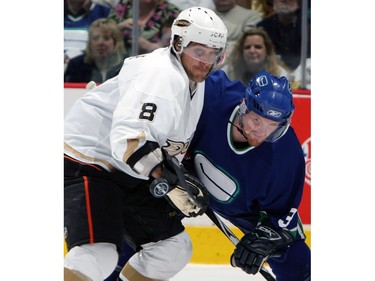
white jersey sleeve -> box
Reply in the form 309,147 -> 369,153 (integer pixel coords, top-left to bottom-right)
64,48 -> 205,179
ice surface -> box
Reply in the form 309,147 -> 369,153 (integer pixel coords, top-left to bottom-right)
171,264 -> 274,280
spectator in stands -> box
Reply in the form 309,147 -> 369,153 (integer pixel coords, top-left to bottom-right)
157,17 -> 175,48
167,0 -> 214,10
251,0 -> 274,19
234,0 -> 251,9
213,0 -> 262,61
222,26 -> 289,85
290,57 -> 311,89
108,0 -> 180,57
257,0 -> 311,70
92,0 -> 119,8
64,0 -> 111,28
64,18 -> 125,83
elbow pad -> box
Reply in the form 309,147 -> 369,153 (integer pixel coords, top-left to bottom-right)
126,141 -> 163,177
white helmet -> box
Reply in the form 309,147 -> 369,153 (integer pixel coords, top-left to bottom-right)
171,7 -> 228,50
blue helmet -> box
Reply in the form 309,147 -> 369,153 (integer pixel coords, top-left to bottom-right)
242,71 -> 295,142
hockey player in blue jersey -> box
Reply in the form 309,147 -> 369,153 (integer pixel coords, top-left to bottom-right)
184,70 -> 311,280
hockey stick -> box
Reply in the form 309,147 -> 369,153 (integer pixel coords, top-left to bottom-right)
156,153 -> 275,280
150,151 -> 205,208
205,208 -> 276,281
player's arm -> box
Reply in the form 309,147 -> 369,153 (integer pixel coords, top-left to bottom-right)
125,140 -> 164,177
149,149 -> 209,217
110,65 -> 179,177
233,175 -> 305,275
232,178 -> 304,276
231,216 -> 294,275
126,143 -> 209,217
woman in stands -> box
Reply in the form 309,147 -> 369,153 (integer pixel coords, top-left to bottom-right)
222,26 -> 290,85
64,18 -> 125,83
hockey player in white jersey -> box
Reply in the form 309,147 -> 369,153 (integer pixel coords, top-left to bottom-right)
64,7 -> 228,281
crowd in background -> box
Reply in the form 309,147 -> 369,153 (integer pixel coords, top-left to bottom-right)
64,0 -> 311,89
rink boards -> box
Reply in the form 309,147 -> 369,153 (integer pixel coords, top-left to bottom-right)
184,222 -> 311,264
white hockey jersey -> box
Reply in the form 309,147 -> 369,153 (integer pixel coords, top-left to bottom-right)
64,47 -> 205,180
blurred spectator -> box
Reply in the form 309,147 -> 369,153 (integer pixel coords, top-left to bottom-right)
64,28 -> 90,64
251,0 -> 274,19
65,0 -> 112,61
257,0 -> 311,70
108,0 -> 180,57
64,0 -> 111,28
222,26 -> 289,85
64,18 -> 126,83
212,0 -> 262,63
156,16 -> 175,48
234,0 -> 251,9
167,0 -> 214,10
92,0 -> 120,8
290,57 -> 311,89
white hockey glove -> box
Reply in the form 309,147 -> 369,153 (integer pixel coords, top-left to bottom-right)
149,150 -> 209,217
164,173 -> 209,217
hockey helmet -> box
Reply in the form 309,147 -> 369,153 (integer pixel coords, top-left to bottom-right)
171,7 -> 228,65
241,71 -> 295,142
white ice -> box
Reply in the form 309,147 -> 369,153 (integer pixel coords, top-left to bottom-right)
171,264 -> 274,280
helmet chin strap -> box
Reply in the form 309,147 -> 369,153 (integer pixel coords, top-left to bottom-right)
229,101 -> 249,141
228,112 -> 248,141
171,43 -> 183,63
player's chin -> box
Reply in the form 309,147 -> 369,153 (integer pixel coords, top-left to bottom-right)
246,135 -> 266,147
188,75 -> 203,83
191,70 -> 211,82
247,139 -> 262,147
194,76 -> 206,83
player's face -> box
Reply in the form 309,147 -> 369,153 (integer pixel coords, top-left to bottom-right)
242,111 -> 280,146
181,43 -> 221,82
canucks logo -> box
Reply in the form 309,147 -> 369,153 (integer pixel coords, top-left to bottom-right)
257,75 -> 268,87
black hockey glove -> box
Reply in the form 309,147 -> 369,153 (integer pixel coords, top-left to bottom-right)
230,220 -> 294,275
149,151 -> 209,217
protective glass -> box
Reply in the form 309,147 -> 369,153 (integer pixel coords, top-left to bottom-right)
182,43 -> 225,65
239,102 -> 290,142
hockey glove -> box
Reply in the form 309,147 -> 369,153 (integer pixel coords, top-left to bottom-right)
231,220 -> 293,275
165,173 -> 209,217
148,151 -> 209,217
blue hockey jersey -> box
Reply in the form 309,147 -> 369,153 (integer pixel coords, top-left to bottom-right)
187,70 -> 306,240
